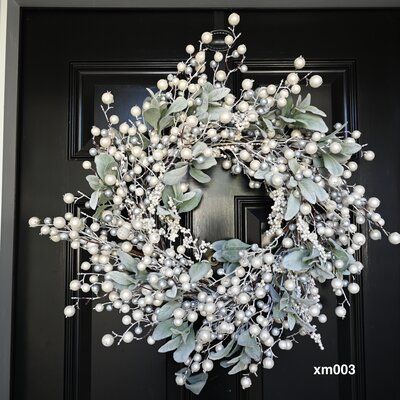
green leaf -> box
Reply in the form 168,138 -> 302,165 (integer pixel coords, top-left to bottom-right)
287,313 -> 296,330
279,115 -> 297,123
95,153 -> 117,180
294,112 -> 328,133
207,87 -> 230,102
314,183 -> 329,202
322,153 -> 344,176
297,93 -> 311,108
282,249 -> 310,271
153,319 -> 174,341
285,193 -> 300,220
189,261 -> 211,282
298,179 -> 317,204
298,178 -> 328,203
178,189 -> 203,213
185,373 -> 208,395
219,239 -> 250,263
211,240 -> 226,251
158,336 -> 182,353
86,175 -> 103,190
117,250 -> 139,273
208,106 -> 226,121
192,156 -> 217,170
237,330 -> 257,348
254,168 -> 269,180
143,107 -> 161,128
303,105 -> 327,117
209,339 -> 236,360
288,158 -> 301,174
157,301 -> 181,322
173,329 -> 195,363
167,97 -> 188,115
341,141 -> 362,155
244,344 -> 262,362
107,271 -> 136,286
158,115 -> 174,131
189,167 -> 211,183
89,191 -> 99,210
163,165 -> 188,185
191,141 -> 208,157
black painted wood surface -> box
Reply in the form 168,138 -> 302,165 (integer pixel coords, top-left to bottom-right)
15,8 -> 400,400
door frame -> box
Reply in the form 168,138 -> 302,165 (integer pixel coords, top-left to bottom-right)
1,2 -> 399,400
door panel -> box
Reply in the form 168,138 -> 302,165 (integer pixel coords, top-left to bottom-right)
15,9 -> 400,400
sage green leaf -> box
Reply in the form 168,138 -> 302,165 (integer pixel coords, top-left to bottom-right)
167,97 -> 188,115
192,156 -> 217,170
93,204 -> 106,219
303,105 -> 327,117
196,94 -> 209,117
298,178 -> 317,204
189,166 -> 211,183
237,330 -> 257,348
211,240 -> 226,251
95,153 -> 117,180
189,260 -> 211,282
262,116 -> 275,131
207,106 -> 226,121
208,87 -> 230,102
163,165 -> 188,185
285,193 -> 301,220
314,183 -> 329,202
225,239 -> 250,251
180,191 -> 196,202
341,141 -> 362,155
244,344 -> 262,362
158,336 -> 182,353
158,115 -> 174,131
220,239 -> 250,263
254,168 -> 268,179
288,158 -> 301,174
173,329 -> 195,363
297,93 -> 311,108
294,112 -> 328,133
89,191 -> 99,210
185,373 -> 208,395
166,285 -> 178,299
279,115 -> 297,123
153,319 -> 174,341
86,175 -> 103,190
191,141 -> 208,157
287,313 -> 296,330
209,339 -> 236,360
178,189 -> 202,213
228,362 -> 248,375
143,107 -> 161,128
117,250 -> 138,273
107,271 -> 136,286
162,185 -> 175,206
157,301 -> 181,322
322,153 -> 344,176
282,249 -> 310,271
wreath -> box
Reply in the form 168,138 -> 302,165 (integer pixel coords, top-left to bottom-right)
29,12 -> 399,395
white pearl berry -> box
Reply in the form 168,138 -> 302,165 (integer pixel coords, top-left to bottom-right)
389,232 -> 400,245
101,91 -> 114,105
201,31 -> 213,44
64,305 -> 76,317
294,56 -> 306,69
101,334 -> 114,347
228,12 -> 240,26
309,75 -> 323,88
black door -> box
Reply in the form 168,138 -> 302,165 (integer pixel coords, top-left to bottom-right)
15,8 -> 400,400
